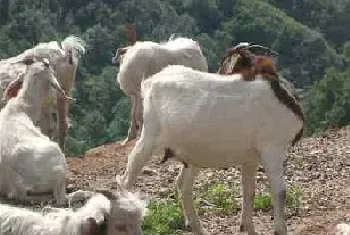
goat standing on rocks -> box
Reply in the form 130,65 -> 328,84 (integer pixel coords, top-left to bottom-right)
0,58 -> 74,205
119,53 -> 304,234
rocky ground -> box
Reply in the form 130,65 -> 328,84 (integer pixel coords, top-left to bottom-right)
64,125 -> 350,234
1,126 -> 349,234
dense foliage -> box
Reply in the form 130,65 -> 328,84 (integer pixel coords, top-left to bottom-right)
0,0 -> 349,154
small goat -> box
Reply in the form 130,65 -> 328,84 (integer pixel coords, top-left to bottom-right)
0,178 -> 147,235
120,64 -> 304,235
112,24 -> 208,145
0,58 -> 73,205
0,36 -> 86,151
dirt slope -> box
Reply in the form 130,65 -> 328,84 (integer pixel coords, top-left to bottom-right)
67,126 -> 350,235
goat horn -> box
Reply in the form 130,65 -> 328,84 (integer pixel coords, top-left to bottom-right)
50,79 -> 75,101
247,44 -> 279,56
95,189 -> 118,200
125,24 -> 137,43
10,56 -> 36,66
168,33 -> 177,41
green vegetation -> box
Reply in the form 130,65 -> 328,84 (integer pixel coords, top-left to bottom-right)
254,185 -> 303,213
254,192 -> 272,211
0,0 -> 349,154
143,198 -> 185,235
197,181 -> 238,215
142,182 -> 302,234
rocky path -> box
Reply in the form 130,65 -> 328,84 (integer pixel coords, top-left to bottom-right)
39,126 -> 350,234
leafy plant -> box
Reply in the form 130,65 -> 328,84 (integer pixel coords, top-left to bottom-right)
197,182 -> 238,215
142,199 -> 185,235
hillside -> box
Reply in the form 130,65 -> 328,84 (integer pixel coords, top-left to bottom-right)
66,125 -> 350,234
1,0 -> 349,154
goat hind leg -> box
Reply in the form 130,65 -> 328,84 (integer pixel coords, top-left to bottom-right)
260,148 -> 287,235
177,165 -> 207,235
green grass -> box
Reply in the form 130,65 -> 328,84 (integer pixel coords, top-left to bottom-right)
142,184 -> 302,234
254,191 -> 272,211
253,185 -> 303,213
142,198 -> 185,235
196,182 -> 238,215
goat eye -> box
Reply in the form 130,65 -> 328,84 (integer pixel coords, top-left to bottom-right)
115,224 -> 127,231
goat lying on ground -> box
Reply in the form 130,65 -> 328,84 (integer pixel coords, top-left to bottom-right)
0,36 -> 86,151
112,24 -> 208,145
0,178 -> 147,235
0,58 -> 73,205
120,64 -> 304,235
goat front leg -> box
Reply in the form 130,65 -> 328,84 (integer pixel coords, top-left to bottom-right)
122,96 -> 138,146
177,165 -> 207,235
121,133 -> 155,189
260,147 -> 287,235
240,162 -> 258,235
53,173 -> 67,206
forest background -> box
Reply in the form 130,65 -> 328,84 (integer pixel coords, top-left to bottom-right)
0,0 -> 349,155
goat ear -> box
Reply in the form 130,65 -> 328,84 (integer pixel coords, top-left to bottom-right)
2,73 -> 25,101
117,47 -> 127,55
81,217 -> 97,235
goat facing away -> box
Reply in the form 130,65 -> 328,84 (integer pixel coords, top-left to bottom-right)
0,177 -> 148,235
119,64 -> 304,235
112,25 -> 208,145
0,58 -> 74,205
0,36 -> 86,152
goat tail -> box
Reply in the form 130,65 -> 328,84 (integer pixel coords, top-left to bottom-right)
60,36 -> 86,64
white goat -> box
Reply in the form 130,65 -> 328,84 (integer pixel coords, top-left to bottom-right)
0,36 -> 86,151
0,179 -> 148,235
120,65 -> 304,235
113,36 -> 208,145
336,223 -> 350,235
0,58 -> 74,205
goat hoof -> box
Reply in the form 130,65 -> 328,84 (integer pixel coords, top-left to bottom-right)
240,224 -> 257,235
274,230 -> 287,235
121,139 -> 129,146
240,224 -> 246,232
184,224 -> 192,232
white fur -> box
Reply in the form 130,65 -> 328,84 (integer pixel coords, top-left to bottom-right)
336,223 -> 350,235
0,194 -> 109,235
115,36 -> 208,145
0,62 -> 67,205
0,188 -> 148,235
121,65 -> 304,235
0,36 -> 86,150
